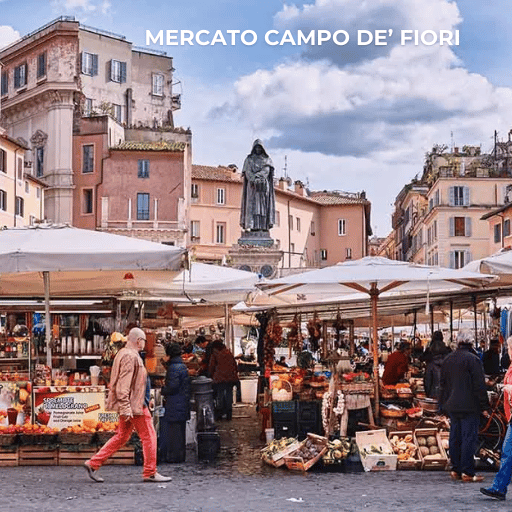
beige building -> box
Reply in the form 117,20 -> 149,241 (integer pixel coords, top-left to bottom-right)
189,165 -> 371,268
0,17 -> 182,227
0,126 -> 45,227
391,144 -> 512,268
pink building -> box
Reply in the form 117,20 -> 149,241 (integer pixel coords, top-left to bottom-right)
189,165 -> 371,268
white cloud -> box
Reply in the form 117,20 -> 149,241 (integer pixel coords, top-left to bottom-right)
0,25 -> 20,50
51,0 -> 112,15
204,0 -> 512,234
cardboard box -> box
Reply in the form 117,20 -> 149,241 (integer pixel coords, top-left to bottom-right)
355,429 -> 397,472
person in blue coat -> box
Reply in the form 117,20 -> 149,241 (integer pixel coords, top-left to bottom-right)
159,343 -> 191,463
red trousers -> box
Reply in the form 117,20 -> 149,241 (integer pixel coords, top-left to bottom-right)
87,407 -> 157,478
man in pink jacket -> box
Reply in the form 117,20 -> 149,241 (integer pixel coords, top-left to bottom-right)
84,327 -> 171,483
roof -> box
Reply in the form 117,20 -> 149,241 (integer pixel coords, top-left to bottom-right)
111,141 -> 186,152
309,191 -> 369,205
0,131 -> 28,150
192,165 -> 242,183
481,202 -> 512,220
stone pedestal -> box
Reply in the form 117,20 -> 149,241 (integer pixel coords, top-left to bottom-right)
229,234 -> 283,278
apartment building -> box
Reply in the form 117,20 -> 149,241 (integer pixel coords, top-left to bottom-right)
189,165 -> 371,268
391,144 -> 512,268
0,126 -> 45,227
0,17 -> 184,232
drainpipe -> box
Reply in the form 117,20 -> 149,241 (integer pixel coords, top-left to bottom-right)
14,148 -> 22,227
287,199 -> 291,268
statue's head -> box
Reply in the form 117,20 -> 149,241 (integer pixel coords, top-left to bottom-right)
251,139 -> 268,157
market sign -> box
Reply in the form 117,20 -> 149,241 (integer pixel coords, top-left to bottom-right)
33,386 -> 117,429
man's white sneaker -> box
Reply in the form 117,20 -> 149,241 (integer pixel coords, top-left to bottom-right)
143,472 -> 172,483
84,462 -> 104,483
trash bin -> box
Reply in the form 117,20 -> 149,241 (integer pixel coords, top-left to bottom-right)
240,377 -> 258,403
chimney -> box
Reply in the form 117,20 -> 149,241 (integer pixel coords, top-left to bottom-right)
294,180 -> 304,196
454,147 -> 459,154
278,177 -> 287,190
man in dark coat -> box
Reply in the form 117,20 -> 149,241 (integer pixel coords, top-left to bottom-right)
159,343 -> 191,463
209,341 -> 239,421
439,330 -> 490,482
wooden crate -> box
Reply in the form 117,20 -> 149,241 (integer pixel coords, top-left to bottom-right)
19,446 -> 58,466
414,428 -> 448,470
104,446 -> 134,465
284,433 -> 328,471
0,446 -> 19,467
59,447 -> 98,466
388,431 -> 421,470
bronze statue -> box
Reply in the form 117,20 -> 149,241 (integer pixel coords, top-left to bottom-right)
240,139 -> 275,232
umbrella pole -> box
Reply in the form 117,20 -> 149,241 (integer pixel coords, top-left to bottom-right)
43,271 -> 52,369
370,284 -> 380,419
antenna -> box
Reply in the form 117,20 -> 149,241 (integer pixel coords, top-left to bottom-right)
283,155 -> 288,178
450,131 -> 454,152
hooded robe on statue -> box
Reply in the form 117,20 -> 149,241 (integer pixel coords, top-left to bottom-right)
240,139 -> 276,232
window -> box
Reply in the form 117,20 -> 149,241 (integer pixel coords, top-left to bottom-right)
17,157 -> 23,181
83,188 -> 93,214
81,52 -> 98,76
346,248 -> 352,259
433,220 -> 437,241
37,52 -> 46,79
289,215 -> 293,230
275,239 -> 281,249
449,217 -> 471,237
450,250 -> 470,269
320,249 -> 328,260
137,193 -> 150,220
310,221 -> 315,236
494,224 -> 502,244
290,243 -> 295,254
1,71 -> 7,96
296,217 -> 301,232
109,60 -> 126,83
36,187 -> 41,199
35,147 -> 44,177
216,223 -> 225,244
83,98 -> 93,117
505,219 -> 511,238
338,218 -> 346,236
449,185 -> 469,206
275,211 -> 280,227
0,190 -> 6,211
112,104 -> 123,123
15,196 -> 24,217
14,63 -> 27,89
191,183 -> 199,199
0,149 -> 5,173
137,159 -> 149,178
29,215 -> 36,225
190,220 -> 200,240
25,182 -> 29,194
82,145 -> 94,174
152,73 -> 164,96
216,188 -> 225,205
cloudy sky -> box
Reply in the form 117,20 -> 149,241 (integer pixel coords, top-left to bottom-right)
2,0 -> 512,235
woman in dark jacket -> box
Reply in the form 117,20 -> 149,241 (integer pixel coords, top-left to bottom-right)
424,337 -> 451,399
159,343 -> 191,463
209,341 -> 239,421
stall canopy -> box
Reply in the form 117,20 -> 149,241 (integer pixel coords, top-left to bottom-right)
0,224 -> 187,366
257,256 -> 496,416
464,248 -> 512,283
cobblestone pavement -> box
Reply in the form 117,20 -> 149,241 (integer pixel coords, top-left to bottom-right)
1,406 -> 510,512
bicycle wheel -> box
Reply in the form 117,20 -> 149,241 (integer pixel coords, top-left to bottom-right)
478,415 -> 505,452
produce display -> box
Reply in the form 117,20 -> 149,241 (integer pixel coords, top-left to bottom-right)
284,434 -> 329,471
359,442 -> 394,457
261,437 -> 297,460
286,314 -> 302,354
263,320 -> 283,369
322,437 -> 351,464
389,433 -> 418,462
416,434 -> 443,460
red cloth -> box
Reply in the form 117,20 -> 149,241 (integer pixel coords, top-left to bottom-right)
504,365 -> 512,422
87,407 -> 157,478
381,351 -> 409,385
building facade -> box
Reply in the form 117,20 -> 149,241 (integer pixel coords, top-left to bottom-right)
0,126 -> 45,227
391,144 -> 512,268
0,17 -> 184,233
189,165 -> 371,268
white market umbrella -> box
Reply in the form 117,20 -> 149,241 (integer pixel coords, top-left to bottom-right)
258,256 -> 496,416
0,224 -> 186,365
464,249 -> 512,283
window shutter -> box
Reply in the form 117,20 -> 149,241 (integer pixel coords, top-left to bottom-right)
465,250 -> 472,266
463,186 -> 470,206
138,160 -> 143,177
108,60 -> 112,81
449,251 -> 455,269
14,67 -> 19,88
465,217 -> 472,237
92,54 -> 98,76
449,217 -> 455,237
435,190 -> 440,206
80,52 -> 85,73
120,62 -> 127,83
449,186 -> 454,206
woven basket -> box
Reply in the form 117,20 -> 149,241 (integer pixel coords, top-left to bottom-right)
271,380 -> 293,401
59,432 -> 94,445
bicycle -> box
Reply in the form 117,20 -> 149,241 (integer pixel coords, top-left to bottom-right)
478,386 -> 508,452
